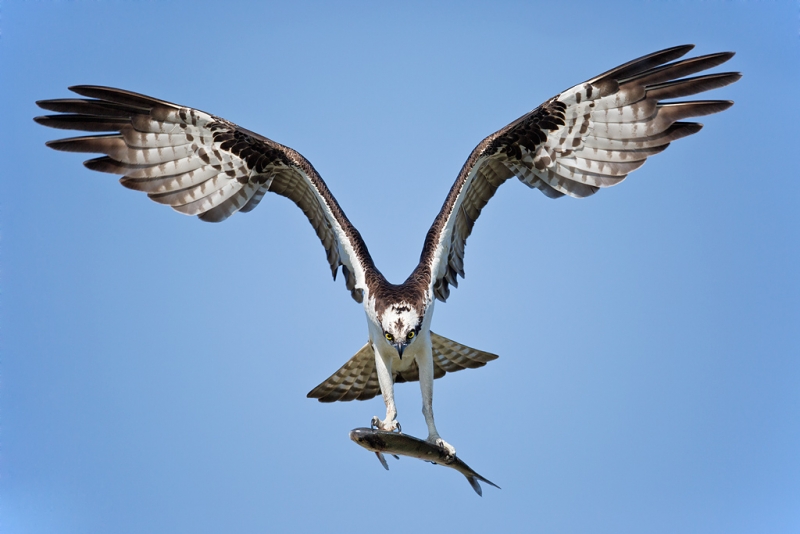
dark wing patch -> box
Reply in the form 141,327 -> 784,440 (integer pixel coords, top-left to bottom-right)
419,45 -> 739,302
36,86 -> 374,302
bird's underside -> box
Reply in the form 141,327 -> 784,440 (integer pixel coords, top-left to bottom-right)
36,45 -> 739,456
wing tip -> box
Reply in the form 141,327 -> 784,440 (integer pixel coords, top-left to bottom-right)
68,84 -> 117,97
44,137 -> 81,152
68,84 -> 94,93
670,43 -> 696,56
712,51 -> 736,62
197,211 -> 230,223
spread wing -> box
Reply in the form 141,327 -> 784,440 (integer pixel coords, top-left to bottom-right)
418,45 -> 740,302
35,86 -> 376,302
306,332 -> 498,402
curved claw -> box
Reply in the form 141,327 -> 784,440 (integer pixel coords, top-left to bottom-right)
429,437 -> 456,459
370,416 -> 402,433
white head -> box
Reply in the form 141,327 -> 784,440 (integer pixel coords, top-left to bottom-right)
379,302 -> 422,358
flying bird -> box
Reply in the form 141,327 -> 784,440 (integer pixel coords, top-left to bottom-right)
35,45 -> 739,455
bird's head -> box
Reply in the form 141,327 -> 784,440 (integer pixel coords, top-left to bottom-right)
380,303 -> 422,359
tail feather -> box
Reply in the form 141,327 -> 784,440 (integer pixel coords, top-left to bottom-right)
306,332 -> 498,402
305,342 -> 380,402
431,333 -> 499,372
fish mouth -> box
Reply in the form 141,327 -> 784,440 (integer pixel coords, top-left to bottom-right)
349,428 -> 386,451
349,428 -> 370,446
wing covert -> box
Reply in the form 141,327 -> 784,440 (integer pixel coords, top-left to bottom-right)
419,45 -> 740,302
35,86 -> 375,302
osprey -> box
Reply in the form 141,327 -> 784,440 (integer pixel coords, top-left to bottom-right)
36,45 -> 739,455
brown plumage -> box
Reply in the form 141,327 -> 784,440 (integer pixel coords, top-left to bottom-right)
307,332 -> 498,402
36,46 -> 739,453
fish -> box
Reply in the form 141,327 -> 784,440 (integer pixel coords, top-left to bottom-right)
349,427 -> 500,496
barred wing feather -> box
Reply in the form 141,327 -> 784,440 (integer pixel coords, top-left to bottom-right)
422,45 -> 740,302
35,86 -> 374,303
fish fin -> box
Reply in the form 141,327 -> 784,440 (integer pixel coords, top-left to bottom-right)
467,476 -> 483,496
475,473 -> 501,490
391,454 -> 400,460
376,452 -> 389,471
396,331 -> 499,383
306,342 -> 381,402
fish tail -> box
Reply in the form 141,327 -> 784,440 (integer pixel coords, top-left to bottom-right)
466,472 -> 501,495
466,475 -> 483,496
477,473 -> 501,490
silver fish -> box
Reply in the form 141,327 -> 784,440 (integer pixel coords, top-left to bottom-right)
349,427 -> 500,496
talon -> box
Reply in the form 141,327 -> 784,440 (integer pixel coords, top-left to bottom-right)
370,416 -> 400,433
396,421 -> 402,433
439,440 -> 456,458
428,435 -> 456,458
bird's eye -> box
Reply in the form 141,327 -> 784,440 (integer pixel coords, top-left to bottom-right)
385,333 -> 394,342
407,331 -> 415,340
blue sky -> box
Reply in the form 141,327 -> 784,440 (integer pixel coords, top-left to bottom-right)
1,1 -> 798,533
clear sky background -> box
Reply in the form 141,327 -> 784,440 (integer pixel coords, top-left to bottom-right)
1,2 -> 798,533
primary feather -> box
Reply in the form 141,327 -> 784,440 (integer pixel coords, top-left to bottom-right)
36,45 -> 739,454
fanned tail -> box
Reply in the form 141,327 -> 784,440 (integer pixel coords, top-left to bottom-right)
306,331 -> 498,402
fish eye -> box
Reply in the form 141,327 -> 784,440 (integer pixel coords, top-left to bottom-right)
385,332 -> 394,342
407,331 -> 415,340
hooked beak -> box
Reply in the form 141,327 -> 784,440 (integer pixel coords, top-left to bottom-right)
393,342 -> 406,359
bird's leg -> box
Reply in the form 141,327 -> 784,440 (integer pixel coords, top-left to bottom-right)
371,346 -> 400,432
417,349 -> 456,457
